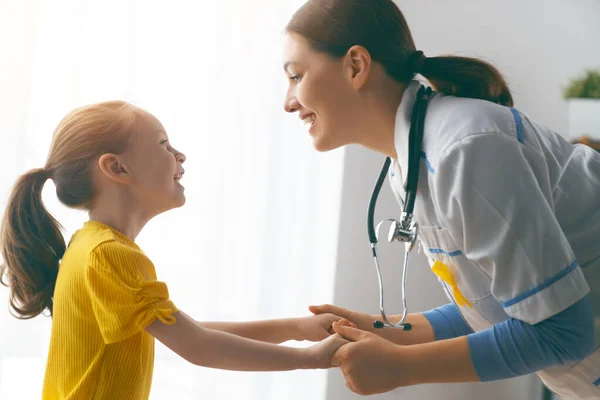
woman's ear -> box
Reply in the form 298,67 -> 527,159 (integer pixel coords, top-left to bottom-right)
97,154 -> 132,185
344,45 -> 372,90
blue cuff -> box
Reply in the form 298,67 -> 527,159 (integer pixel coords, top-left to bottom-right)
423,303 -> 473,341
468,295 -> 594,382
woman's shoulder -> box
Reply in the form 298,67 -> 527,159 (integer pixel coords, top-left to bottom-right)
431,93 -> 515,135
425,93 -> 522,156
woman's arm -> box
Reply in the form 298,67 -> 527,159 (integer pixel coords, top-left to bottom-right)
330,296 -> 595,395
145,310 -> 347,371
374,313 -> 436,345
309,304 -> 452,345
468,296 -> 595,381
329,322 -> 478,395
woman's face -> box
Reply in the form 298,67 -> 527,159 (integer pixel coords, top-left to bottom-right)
282,33 -> 363,152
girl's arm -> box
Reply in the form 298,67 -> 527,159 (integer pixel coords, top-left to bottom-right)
197,312 -> 341,344
145,310 -> 348,371
198,319 -> 301,344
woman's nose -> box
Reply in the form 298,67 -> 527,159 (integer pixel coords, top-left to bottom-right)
283,95 -> 299,113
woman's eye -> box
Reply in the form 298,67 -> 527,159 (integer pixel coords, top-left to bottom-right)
289,74 -> 301,83
160,139 -> 168,145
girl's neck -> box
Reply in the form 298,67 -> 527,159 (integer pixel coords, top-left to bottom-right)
88,207 -> 149,241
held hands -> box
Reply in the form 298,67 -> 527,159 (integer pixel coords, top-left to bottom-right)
304,332 -> 349,369
309,304 -> 376,332
294,304 -> 375,343
298,303 -> 413,381
294,312 -> 354,342
302,320 -> 356,369
330,320 -> 409,396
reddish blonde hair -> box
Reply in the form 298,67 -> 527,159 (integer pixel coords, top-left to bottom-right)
0,101 -> 142,319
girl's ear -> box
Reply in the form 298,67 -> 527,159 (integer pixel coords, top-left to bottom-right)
97,154 -> 132,185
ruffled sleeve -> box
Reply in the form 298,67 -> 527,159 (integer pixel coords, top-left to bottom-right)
84,240 -> 178,344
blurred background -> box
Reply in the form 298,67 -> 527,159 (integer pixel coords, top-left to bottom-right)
0,0 -> 599,399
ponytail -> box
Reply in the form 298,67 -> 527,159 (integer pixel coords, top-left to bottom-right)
286,0 -> 514,107
1,100 -> 139,319
419,55 -> 513,107
0,168 -> 66,319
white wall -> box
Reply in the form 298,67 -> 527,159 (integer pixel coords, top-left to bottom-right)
403,0 -> 600,137
327,1 -> 600,399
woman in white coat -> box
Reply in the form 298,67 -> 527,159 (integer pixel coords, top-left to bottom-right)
282,0 -> 600,398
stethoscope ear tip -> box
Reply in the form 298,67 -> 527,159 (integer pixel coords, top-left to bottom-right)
373,320 -> 385,329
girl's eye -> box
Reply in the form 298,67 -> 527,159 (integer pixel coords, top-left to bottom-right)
289,74 -> 301,83
159,139 -> 168,145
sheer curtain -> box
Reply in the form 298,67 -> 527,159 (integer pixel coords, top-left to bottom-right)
0,1 -> 345,399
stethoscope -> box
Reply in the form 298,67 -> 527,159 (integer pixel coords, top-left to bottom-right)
367,85 -> 433,330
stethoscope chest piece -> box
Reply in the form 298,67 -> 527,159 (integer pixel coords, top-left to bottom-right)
387,216 -> 419,252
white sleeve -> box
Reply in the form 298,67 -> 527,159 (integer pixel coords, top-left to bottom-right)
433,133 -> 589,324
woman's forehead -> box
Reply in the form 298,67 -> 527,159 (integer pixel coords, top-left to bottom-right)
283,33 -> 313,64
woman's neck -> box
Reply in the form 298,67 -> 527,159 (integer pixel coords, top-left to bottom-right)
355,84 -> 404,159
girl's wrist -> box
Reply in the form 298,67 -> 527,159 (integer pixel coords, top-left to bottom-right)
290,317 -> 307,341
297,346 -> 315,369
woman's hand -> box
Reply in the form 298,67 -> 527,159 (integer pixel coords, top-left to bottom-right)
294,313 -> 353,342
330,320 -> 409,395
310,304 -> 436,346
303,321 -> 355,369
309,304 -> 376,332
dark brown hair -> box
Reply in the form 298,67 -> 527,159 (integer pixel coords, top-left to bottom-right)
0,101 -> 140,319
286,0 -> 513,106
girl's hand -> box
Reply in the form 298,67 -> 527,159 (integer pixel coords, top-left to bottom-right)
309,304 -> 376,333
304,332 -> 350,369
330,321 -> 408,395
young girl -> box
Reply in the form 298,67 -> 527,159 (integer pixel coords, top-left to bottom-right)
282,0 -> 600,398
0,101 -> 348,399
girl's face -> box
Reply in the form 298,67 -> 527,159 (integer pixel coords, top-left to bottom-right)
119,111 -> 187,217
282,33 -> 363,152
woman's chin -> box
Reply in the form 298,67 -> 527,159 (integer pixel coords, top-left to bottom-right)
312,135 -> 343,152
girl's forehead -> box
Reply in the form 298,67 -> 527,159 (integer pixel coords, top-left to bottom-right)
133,112 -> 166,138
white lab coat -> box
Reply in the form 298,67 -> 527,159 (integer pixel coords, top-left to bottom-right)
389,81 -> 600,399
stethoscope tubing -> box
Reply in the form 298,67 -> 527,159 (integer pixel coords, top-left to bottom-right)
367,85 -> 433,330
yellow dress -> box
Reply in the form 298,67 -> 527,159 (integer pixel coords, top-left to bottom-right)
42,221 -> 178,399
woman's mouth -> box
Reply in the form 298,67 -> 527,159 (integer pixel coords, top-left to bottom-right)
302,114 -> 315,126
301,113 -> 317,133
